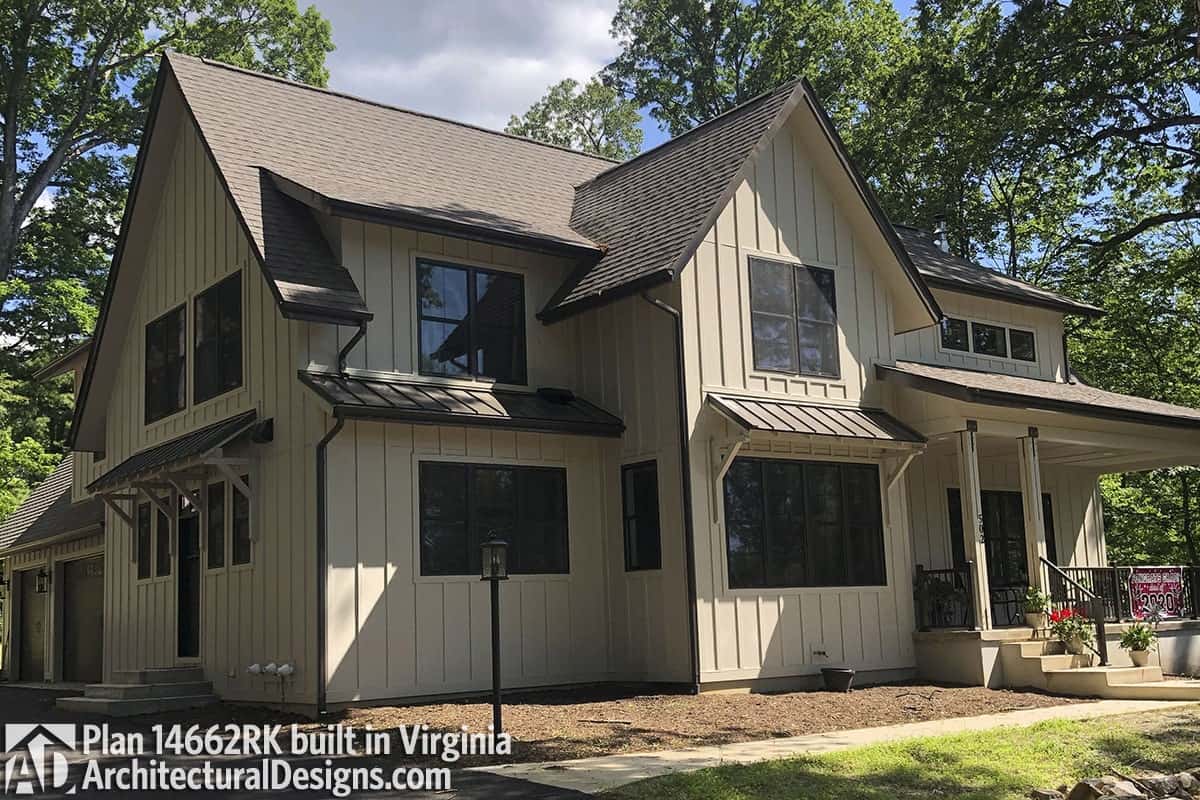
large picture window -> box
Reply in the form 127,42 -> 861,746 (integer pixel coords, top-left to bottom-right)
749,257 -> 839,378
419,462 -> 568,576
194,272 -> 243,403
622,461 -> 662,571
722,457 -> 884,589
144,304 -> 186,423
417,259 -> 526,384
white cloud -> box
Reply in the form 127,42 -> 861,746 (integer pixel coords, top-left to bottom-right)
310,0 -> 620,131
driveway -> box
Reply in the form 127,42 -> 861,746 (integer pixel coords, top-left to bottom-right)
0,685 -> 583,799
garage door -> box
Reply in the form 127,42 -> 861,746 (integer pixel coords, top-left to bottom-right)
62,557 -> 104,683
17,570 -> 46,681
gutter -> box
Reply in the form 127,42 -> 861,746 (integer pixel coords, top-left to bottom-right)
640,292 -> 702,692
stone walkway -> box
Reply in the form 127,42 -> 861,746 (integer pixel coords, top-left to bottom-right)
471,699 -> 1199,795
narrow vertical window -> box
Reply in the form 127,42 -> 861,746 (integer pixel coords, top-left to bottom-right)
136,503 -> 152,580
232,476 -> 252,565
194,272 -> 243,402
622,461 -> 662,571
155,507 -> 172,577
144,304 -> 186,423
207,482 -> 225,569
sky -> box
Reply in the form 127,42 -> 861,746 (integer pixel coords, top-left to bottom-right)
310,0 -> 911,152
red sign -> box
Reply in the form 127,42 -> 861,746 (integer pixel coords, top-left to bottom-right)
1128,566 -> 1185,619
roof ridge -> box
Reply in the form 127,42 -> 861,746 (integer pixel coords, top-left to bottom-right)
165,51 -> 621,167
577,78 -> 803,189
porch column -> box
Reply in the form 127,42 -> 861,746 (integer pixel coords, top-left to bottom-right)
957,422 -> 992,630
1018,427 -> 1049,592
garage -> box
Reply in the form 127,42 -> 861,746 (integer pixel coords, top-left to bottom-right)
62,556 -> 104,683
17,569 -> 47,681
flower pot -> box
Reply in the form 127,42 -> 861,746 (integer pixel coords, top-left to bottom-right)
1064,635 -> 1087,655
821,667 -> 856,693
1024,612 -> 1048,630
1128,649 -> 1151,667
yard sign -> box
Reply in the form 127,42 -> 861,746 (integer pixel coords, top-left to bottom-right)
1128,566 -> 1185,619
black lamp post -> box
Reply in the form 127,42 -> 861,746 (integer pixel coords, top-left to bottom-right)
480,534 -> 509,735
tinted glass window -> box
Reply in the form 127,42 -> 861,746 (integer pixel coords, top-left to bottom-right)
622,461 -> 662,571
971,321 -> 1008,357
194,272 -> 243,403
749,257 -> 838,377
1010,329 -> 1036,361
155,507 -> 172,577
145,305 -> 186,423
232,476 -> 251,565
207,482 -> 225,569
940,318 -> 970,351
137,503 -> 152,580
417,260 -> 526,383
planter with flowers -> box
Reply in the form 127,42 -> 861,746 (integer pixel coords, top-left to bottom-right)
1048,607 -> 1095,655
1023,587 -> 1050,630
1119,620 -> 1157,667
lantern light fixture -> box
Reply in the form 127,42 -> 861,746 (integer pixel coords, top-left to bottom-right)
34,567 -> 50,594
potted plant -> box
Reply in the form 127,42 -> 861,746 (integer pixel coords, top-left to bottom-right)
1048,607 -> 1095,655
1119,620 -> 1157,667
1023,587 -> 1050,630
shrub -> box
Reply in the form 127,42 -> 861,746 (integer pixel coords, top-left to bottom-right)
1119,621 -> 1157,652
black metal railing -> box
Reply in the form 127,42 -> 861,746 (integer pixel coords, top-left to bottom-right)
1040,557 -> 1109,665
1051,565 -> 1200,622
914,563 -> 976,631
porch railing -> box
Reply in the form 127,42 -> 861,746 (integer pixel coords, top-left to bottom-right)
914,563 -> 976,631
1050,565 -> 1200,622
1039,557 -> 1109,666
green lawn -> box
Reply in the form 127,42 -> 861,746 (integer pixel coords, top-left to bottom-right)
605,708 -> 1200,800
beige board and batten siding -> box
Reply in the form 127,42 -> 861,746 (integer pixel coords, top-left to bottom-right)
894,289 -> 1067,381
679,112 -> 919,683
98,112 -> 325,705
323,422 -> 611,703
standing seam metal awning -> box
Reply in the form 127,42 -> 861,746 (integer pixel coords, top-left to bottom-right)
707,393 -> 925,444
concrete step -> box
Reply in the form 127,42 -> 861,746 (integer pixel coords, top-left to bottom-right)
1044,666 -> 1165,698
1093,680 -> 1200,701
1003,640 -> 1066,658
56,694 -> 218,717
83,681 -> 213,700
1034,653 -> 1094,670
112,667 -> 204,685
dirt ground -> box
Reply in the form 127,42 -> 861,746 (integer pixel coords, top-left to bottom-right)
142,682 -> 1088,765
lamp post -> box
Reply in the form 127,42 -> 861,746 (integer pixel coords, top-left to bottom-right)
480,534 -> 509,735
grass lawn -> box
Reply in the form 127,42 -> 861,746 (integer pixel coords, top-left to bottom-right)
605,707 -> 1200,800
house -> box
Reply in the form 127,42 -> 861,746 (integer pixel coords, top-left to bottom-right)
3,51 -> 1199,714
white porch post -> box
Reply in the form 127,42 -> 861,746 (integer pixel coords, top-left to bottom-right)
957,421 -> 992,630
1018,427 -> 1049,592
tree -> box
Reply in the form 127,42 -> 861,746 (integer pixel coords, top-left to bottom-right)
505,77 -> 643,160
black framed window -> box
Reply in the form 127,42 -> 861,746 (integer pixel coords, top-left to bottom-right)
940,317 -> 969,352
417,259 -> 526,384
207,482 -> 225,569
144,304 -> 186,423
971,321 -> 1008,357
155,507 -> 172,577
1009,329 -> 1036,362
722,457 -> 884,589
622,461 -> 662,571
136,503 -> 152,580
194,272 -> 243,403
232,476 -> 251,565
419,462 -> 568,576
749,257 -> 839,378
948,488 -> 1058,568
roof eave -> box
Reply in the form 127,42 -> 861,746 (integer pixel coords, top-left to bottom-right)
922,276 -> 1105,318
538,267 -> 676,324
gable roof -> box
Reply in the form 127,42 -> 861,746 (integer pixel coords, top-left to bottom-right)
0,459 -> 103,553
894,226 -> 1103,317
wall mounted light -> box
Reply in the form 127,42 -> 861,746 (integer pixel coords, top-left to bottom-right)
34,567 -> 50,594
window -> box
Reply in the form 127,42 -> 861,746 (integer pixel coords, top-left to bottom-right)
722,458 -> 884,589
419,462 -> 568,576
155,507 -> 172,577
1009,329 -> 1036,362
206,482 -> 225,569
144,305 -> 186,423
971,321 -> 1008,357
622,461 -> 662,571
749,257 -> 839,378
940,318 -> 969,352
136,503 -> 152,580
417,259 -> 526,384
194,272 -> 242,403
232,476 -> 251,565
947,488 -> 1058,573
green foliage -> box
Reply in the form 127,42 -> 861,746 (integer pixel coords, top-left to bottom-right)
505,77 -> 643,160
1119,621 -> 1157,652
1023,587 -> 1048,615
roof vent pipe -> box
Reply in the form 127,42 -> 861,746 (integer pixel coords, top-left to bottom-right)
932,216 -> 950,253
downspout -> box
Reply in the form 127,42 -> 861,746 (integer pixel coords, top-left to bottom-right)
338,322 -> 368,374
640,292 -> 701,692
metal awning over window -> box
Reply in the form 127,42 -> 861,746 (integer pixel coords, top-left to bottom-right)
707,393 -> 925,444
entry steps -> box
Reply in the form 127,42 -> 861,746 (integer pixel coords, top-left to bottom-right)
999,639 -> 1200,700
56,667 -> 218,717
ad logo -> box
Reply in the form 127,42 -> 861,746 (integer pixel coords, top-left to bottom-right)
3,724 -> 75,795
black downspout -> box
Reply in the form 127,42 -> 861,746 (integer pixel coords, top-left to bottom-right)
640,291 -> 701,692
338,322 -> 369,374
315,410 -> 345,716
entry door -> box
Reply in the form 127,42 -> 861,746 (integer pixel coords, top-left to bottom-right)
177,514 -> 201,659
62,556 -> 105,683
18,570 -> 47,681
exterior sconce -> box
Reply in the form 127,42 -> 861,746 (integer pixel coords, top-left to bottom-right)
35,567 -> 50,594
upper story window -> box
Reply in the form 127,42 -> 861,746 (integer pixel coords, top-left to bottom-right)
145,304 -> 186,423
940,317 -> 1036,363
194,272 -> 243,403
748,257 -> 839,378
417,259 -> 526,384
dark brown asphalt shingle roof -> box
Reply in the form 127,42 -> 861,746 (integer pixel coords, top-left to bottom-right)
300,371 -> 624,437
895,226 -> 1102,317
708,393 -> 925,443
879,360 -> 1200,429
0,459 -> 103,552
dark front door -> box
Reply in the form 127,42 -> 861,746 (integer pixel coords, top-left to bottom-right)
18,570 -> 47,681
63,556 -> 105,682
177,514 -> 201,659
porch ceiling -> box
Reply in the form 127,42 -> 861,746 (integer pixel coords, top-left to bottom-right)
923,429 -> 1197,472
